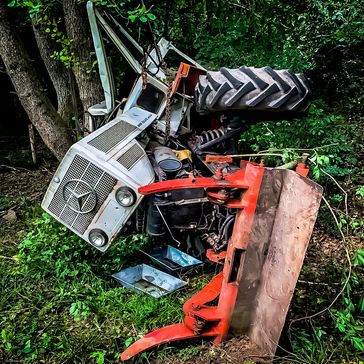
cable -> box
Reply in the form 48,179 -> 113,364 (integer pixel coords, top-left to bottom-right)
155,204 -> 183,246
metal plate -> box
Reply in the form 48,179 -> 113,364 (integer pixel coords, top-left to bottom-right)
112,264 -> 188,298
142,245 -> 203,273
116,143 -> 144,170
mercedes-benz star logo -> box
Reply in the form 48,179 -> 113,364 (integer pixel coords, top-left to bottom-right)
62,179 -> 97,214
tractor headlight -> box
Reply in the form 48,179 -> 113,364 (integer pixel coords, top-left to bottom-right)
89,229 -> 108,247
115,187 -> 136,207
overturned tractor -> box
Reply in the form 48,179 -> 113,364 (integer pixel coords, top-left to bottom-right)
42,2 -> 322,361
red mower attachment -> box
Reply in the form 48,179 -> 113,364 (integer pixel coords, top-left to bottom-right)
121,163 -> 323,361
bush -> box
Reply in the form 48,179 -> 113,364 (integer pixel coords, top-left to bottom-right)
239,101 -> 359,179
0,212 -> 211,362
166,0 -> 364,112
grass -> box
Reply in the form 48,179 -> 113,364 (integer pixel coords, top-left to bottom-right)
0,103 -> 363,362
0,209 -> 213,363
1,203 -> 362,364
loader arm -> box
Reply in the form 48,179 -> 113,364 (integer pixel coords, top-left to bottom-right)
87,1 -> 116,112
87,1 -> 206,87
88,2 -> 143,75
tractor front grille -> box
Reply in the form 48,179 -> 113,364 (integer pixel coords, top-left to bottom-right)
117,143 -> 144,170
87,121 -> 136,153
48,154 -> 116,234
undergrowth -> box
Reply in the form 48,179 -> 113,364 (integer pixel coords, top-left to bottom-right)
288,248 -> 364,362
0,213 -> 212,363
240,101 -> 359,178
239,100 -> 363,362
1,101 -> 362,363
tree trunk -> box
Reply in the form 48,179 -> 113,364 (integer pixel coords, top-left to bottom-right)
32,20 -> 75,122
62,0 -> 103,112
0,6 -> 74,161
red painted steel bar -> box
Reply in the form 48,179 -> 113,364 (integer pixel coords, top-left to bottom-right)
138,168 -> 249,195
121,163 -> 264,361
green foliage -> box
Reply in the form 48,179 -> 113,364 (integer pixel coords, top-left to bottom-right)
353,249 -> 364,268
0,196 -> 12,210
127,4 -> 156,23
239,101 -> 358,179
356,186 -> 364,197
42,16 -> 77,69
330,249 -> 364,352
89,350 -> 106,364
165,0 -> 363,112
7,0 -> 42,18
338,214 -> 364,240
6,0 -> 156,74
16,212 -> 150,280
0,211 -> 211,362
290,248 -> 364,360
291,326 -> 327,357
176,344 -> 204,361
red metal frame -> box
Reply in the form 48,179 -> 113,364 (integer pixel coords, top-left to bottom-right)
171,62 -> 206,95
120,163 -> 265,361
138,169 -> 249,194
296,162 -> 310,177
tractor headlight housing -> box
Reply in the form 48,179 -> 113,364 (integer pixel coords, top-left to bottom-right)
115,187 -> 136,207
89,229 -> 108,248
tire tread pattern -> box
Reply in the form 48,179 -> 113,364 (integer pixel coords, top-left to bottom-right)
195,66 -> 310,114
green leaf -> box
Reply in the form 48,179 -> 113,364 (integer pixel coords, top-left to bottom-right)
23,340 -> 31,354
124,337 -> 135,347
312,166 -> 320,180
353,249 -> 364,267
140,15 -> 147,22
8,0 -> 16,7
358,297 -> 364,312
147,13 -> 156,21
352,337 -> 364,351
336,323 -> 346,332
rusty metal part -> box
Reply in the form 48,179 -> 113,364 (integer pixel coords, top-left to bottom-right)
122,164 -> 323,361
229,168 -> 322,354
163,82 -> 173,143
141,45 -> 153,90
206,249 -> 226,264
205,155 -> 233,163
172,63 -> 190,94
295,153 -> 310,177
139,169 -> 249,195
122,163 -> 265,360
171,62 -> 206,95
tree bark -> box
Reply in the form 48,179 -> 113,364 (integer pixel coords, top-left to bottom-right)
0,6 -> 74,161
62,0 -> 103,112
32,20 -> 75,122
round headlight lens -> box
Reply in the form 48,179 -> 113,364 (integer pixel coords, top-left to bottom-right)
115,187 -> 136,207
89,229 -> 108,248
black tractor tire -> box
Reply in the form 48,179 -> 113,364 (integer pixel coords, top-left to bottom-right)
195,66 -> 310,114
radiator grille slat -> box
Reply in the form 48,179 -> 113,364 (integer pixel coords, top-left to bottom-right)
48,155 -> 116,234
117,143 -> 144,170
87,121 -> 136,153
